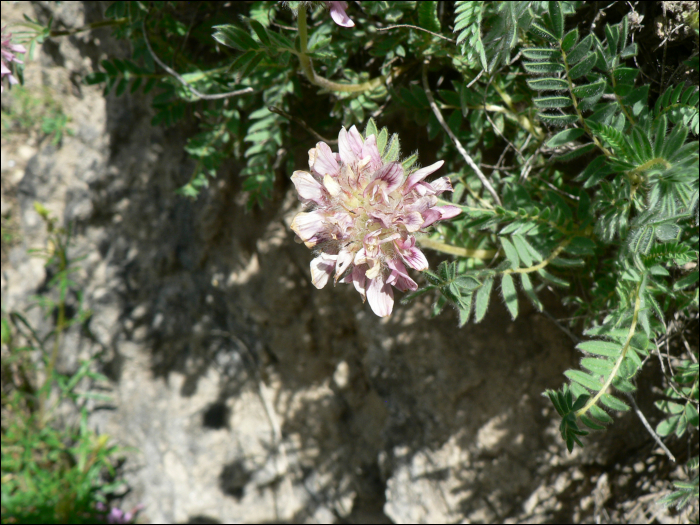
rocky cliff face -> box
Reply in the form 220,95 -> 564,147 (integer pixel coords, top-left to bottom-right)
1,3 -> 683,523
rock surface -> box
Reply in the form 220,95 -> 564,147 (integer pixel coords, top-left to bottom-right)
1,2 -> 690,524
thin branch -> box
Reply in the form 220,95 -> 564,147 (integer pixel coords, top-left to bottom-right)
421,62 -> 502,206
141,16 -> 253,100
625,392 -> 676,463
377,24 -> 455,43
268,106 -> 338,145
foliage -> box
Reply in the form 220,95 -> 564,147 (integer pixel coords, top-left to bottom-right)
6,0 -> 699,515
1,84 -> 74,145
1,206 -> 131,524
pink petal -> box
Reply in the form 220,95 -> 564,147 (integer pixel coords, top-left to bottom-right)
313,142 -> 340,178
437,205 -> 461,220
347,125 -> 364,156
291,170 -> 326,205
403,161 -> 444,194
374,162 -> 404,193
395,237 -> 429,270
291,210 -> 327,247
311,253 -> 338,289
328,1 -> 355,27
420,209 -> 442,229
392,211 -> 424,232
421,205 -> 461,228
366,273 -> 394,317
361,134 -> 382,171
386,260 -> 418,292
338,127 -> 356,165
428,176 -> 453,194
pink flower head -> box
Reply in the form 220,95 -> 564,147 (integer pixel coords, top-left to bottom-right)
326,1 -> 355,27
1,26 -> 26,93
291,124 -> 461,317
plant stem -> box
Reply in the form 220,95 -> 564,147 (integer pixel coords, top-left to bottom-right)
39,235 -> 67,422
502,237 -> 571,275
297,5 -> 389,93
560,42 -> 611,157
418,237 -> 496,259
576,280 -> 642,418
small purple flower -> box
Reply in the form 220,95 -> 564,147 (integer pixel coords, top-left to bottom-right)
326,1 -> 355,27
1,26 -> 26,93
291,125 -> 461,317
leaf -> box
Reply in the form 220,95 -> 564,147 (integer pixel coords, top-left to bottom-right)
526,78 -> 568,91
458,293 -> 473,327
529,22 -> 558,43
213,24 -> 260,52
580,414 -> 606,430
383,133 -> 401,162
556,143 -> 596,161
613,67 -> 638,85
500,237 -> 520,268
567,33 -> 593,64
520,273 -> 543,311
474,277 -> 494,323
534,96 -> 573,108
537,113 -> 579,126
674,270 -> 698,291
548,1 -> 564,40
589,404 -> 613,423
569,52 -> 597,79
249,19 -> 271,47
561,28 -> 579,52
501,273 -> 518,319
581,357 -> 614,375
577,340 -> 621,357
565,369 -> 604,390
523,62 -> 565,74
572,79 -> 606,98
365,118 -> 378,140
522,48 -> 561,60
417,1 -> 441,33
377,128 -> 389,155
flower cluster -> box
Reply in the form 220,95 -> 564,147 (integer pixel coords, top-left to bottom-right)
1,26 -> 26,93
291,125 -> 461,317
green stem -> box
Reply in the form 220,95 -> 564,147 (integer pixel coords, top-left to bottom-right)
575,280 -> 642,418
418,238 -> 496,259
49,18 -> 128,37
560,42 -> 611,157
39,235 -> 67,422
297,5 -> 389,93
502,237 -> 571,275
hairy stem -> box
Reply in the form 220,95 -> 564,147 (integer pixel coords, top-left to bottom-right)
418,237 -> 496,259
560,43 -> 611,157
297,6 -> 388,93
502,237 -> 571,275
575,280 -> 642,418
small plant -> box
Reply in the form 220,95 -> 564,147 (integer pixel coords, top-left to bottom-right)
6,0 -> 699,517
1,204 -> 131,524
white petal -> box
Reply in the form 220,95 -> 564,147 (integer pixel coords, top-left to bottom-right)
323,174 -> 343,197
366,274 -> 394,317
313,142 -> 340,177
291,171 -> 325,204
429,176 -> 453,194
338,127 -> 356,165
310,253 -> 337,289
291,211 -> 326,247
403,161 -> 444,193
335,247 -> 355,281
